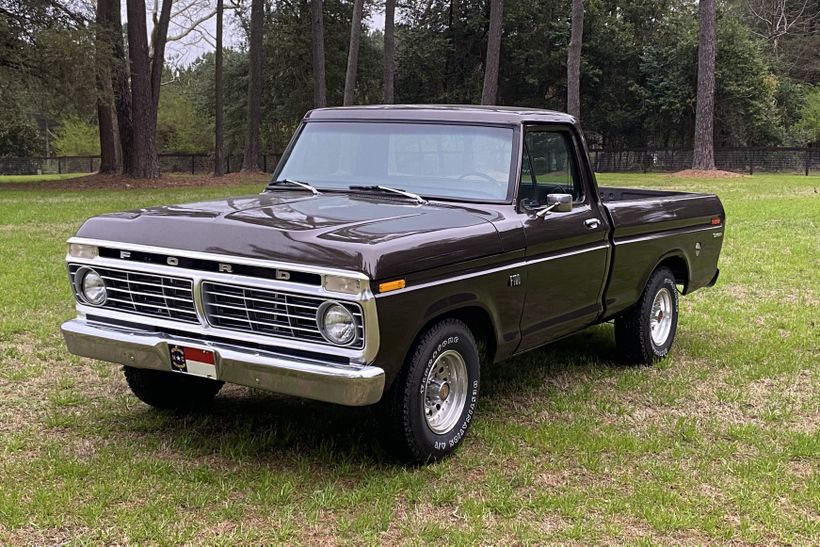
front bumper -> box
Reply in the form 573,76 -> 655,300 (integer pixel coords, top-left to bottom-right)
61,319 -> 385,406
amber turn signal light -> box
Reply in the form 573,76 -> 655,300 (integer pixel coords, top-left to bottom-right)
378,279 -> 406,293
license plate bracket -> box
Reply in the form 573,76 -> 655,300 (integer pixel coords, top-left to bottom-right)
169,344 -> 217,379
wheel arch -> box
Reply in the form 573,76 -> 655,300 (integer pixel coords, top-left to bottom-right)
414,305 -> 498,366
653,251 -> 691,293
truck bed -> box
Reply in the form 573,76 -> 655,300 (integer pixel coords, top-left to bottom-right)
596,185 -> 725,320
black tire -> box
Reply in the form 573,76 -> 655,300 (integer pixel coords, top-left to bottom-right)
382,319 -> 481,464
615,267 -> 679,365
123,366 -> 224,410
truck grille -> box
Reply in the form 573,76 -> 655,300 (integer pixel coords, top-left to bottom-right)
69,264 -> 198,323
202,281 -> 364,348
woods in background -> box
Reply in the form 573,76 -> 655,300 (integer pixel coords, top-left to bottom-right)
1,0 -> 818,178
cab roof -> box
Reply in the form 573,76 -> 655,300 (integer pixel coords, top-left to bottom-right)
304,104 -> 577,126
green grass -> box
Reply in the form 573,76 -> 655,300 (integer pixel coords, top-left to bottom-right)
0,173 -> 817,544
0,173 -> 87,184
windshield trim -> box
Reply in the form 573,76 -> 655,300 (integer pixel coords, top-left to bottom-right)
269,119 -> 520,205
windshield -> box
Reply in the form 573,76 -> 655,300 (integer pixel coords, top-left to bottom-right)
276,122 -> 515,201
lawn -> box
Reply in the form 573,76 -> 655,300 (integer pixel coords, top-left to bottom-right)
0,173 -> 817,544
0,173 -> 87,184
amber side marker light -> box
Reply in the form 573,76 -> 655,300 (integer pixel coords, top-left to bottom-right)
711,217 -> 722,225
379,279 -> 406,293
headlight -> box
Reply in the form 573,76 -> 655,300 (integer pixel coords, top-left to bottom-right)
76,267 -> 107,306
68,243 -> 98,259
323,275 -> 362,295
317,302 -> 357,345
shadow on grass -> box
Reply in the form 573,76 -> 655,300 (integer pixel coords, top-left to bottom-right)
97,324 -> 624,466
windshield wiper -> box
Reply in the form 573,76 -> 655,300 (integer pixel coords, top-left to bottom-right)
349,185 -> 428,205
268,178 -> 321,196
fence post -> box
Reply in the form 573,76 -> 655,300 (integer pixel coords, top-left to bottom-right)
89,157 -> 94,173
191,155 -> 195,174
748,150 -> 753,175
58,157 -> 62,174
806,147 -> 810,176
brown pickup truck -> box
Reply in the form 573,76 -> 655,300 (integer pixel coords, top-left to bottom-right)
61,106 -> 724,463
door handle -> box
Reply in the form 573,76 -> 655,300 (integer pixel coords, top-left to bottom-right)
584,218 -> 601,230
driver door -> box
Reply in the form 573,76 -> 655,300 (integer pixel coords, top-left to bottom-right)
517,126 -> 610,351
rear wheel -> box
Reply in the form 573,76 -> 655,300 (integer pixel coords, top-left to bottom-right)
615,267 -> 679,365
382,319 -> 480,464
124,366 -> 223,410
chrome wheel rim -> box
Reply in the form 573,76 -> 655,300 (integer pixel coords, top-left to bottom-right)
423,350 -> 468,434
650,288 -> 673,346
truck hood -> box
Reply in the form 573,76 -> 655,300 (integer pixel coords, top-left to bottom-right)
75,190 -> 504,280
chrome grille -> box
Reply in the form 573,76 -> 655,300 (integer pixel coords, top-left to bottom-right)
69,264 -> 198,323
203,282 -> 364,348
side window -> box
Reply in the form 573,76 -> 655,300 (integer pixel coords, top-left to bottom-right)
521,129 -> 584,202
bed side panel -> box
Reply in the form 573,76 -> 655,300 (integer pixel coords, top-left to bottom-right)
603,193 -> 725,318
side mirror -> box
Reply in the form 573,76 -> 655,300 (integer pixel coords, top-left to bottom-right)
532,193 -> 573,219
546,193 -> 573,213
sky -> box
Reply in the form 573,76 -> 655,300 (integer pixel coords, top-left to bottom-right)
123,2 -> 387,68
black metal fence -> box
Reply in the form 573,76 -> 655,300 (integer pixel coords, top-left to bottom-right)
0,153 -> 282,176
1,148 -> 817,176
588,147 -> 819,175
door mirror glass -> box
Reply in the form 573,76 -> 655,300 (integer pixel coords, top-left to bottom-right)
547,193 -> 573,213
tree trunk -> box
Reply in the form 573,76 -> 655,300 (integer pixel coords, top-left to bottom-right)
383,0 -> 396,103
126,0 -> 160,178
481,0 -> 503,105
149,0 -> 173,118
112,0 -> 133,174
243,0 -> 264,171
95,0 -> 121,173
566,0 -> 584,122
693,0 -> 716,170
214,0 -> 224,176
311,0 -> 327,108
343,0 -> 364,106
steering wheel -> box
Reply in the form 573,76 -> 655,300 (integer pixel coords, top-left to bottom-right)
458,171 -> 497,183
540,184 -> 567,195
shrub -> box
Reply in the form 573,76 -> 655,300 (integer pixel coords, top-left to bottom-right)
53,117 -> 100,156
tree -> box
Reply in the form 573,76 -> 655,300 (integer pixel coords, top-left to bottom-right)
243,0 -> 264,170
566,0 -> 584,122
794,85 -> 820,144
693,0 -> 716,170
383,0 -> 396,103
125,0 -> 172,178
214,0 -> 224,176
312,0 -> 327,107
95,0 -> 121,173
481,0 -> 503,105
343,0 -> 365,105
111,0 -> 134,174
745,0 -> 820,54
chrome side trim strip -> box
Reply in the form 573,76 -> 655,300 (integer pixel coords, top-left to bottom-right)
614,224 -> 722,246
377,243 -> 610,297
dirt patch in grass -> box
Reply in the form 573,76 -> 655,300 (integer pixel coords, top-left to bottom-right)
671,169 -> 744,179
0,172 -> 269,192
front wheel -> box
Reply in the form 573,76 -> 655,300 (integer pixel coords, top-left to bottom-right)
382,319 -> 480,464
615,267 -> 679,365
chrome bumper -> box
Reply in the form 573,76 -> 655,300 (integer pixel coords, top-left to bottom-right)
61,319 -> 385,406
